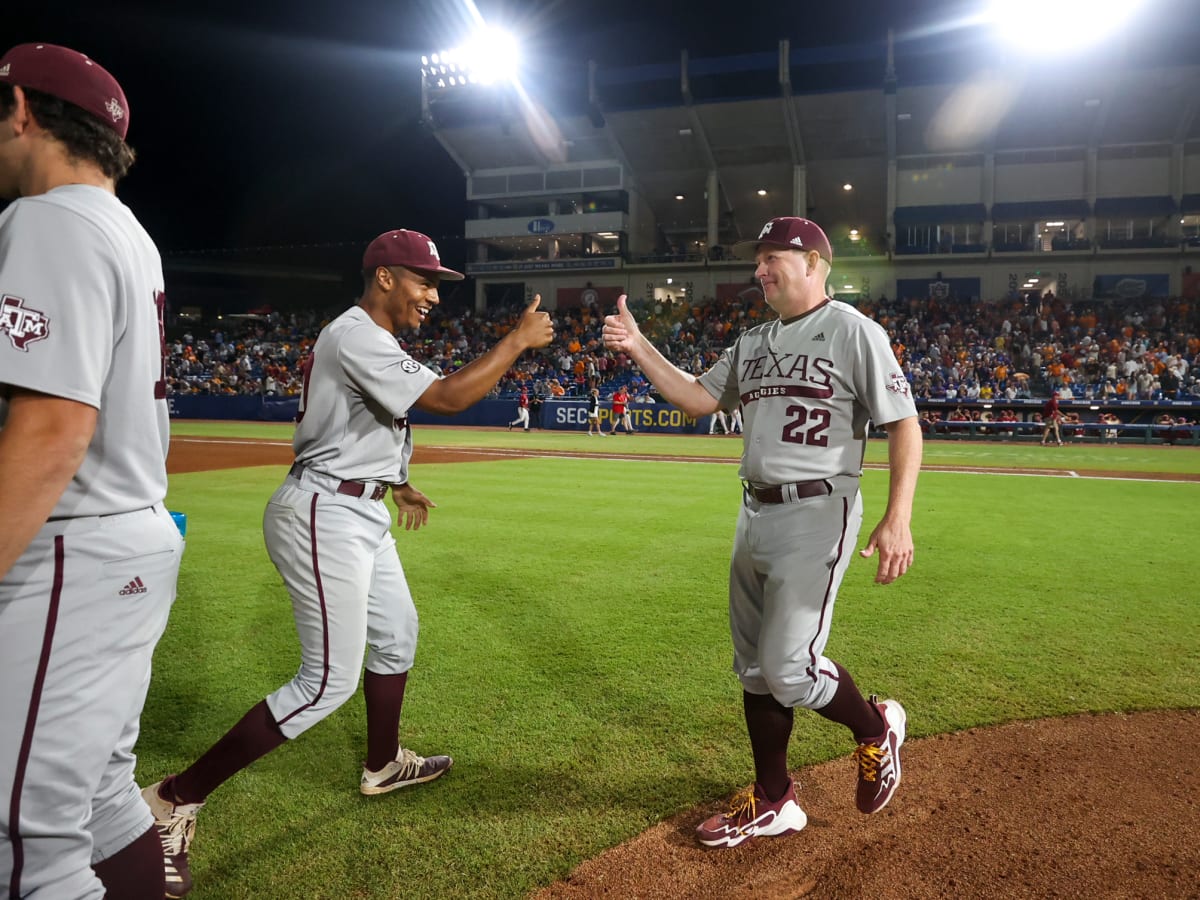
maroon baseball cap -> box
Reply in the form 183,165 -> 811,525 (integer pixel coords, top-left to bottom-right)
363,229 -> 464,281
731,216 -> 833,264
0,43 -> 129,139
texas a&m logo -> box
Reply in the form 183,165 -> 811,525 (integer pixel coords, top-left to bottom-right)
1,295 -> 51,351
886,371 -> 911,398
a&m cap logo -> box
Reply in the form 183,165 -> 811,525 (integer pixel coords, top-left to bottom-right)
427,240 -> 440,260
1,295 -> 51,351
757,221 -> 776,239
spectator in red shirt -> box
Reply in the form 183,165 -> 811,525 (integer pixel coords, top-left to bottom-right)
609,387 -> 635,434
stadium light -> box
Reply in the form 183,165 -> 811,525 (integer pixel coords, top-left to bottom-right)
985,0 -> 1149,53
422,26 -> 520,90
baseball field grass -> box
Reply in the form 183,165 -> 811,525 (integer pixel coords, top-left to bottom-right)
141,425 -> 1200,899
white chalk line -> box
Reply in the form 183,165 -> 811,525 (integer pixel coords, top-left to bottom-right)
171,438 -> 1196,485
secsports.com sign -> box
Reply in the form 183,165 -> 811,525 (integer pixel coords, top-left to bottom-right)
548,401 -> 702,433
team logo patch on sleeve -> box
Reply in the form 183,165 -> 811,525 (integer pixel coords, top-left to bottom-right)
886,372 -> 911,398
1,295 -> 51,351
400,359 -> 422,374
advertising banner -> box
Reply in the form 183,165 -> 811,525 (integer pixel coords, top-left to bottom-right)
1092,274 -> 1170,299
1182,272 -> 1200,299
556,285 -> 625,309
896,277 -> 981,301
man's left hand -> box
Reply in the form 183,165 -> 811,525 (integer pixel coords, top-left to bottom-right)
859,517 -> 914,585
392,483 -> 437,531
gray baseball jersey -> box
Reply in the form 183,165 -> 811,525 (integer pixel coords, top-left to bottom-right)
698,299 -> 916,484
0,185 -> 170,513
0,185 -> 182,900
262,305 -> 438,738
696,297 -> 916,712
293,305 -> 437,484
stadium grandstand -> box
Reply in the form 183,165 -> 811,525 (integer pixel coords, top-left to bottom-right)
419,26 -> 1200,311
163,10 -> 1200,443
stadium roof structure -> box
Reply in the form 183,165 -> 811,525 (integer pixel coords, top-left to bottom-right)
421,32 -> 1200,254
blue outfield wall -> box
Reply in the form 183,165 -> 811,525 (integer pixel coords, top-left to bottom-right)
166,394 -> 1200,440
169,396 -> 710,434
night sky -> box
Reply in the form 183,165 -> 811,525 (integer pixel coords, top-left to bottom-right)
7,0 -> 1195,261
6,1 -> 949,252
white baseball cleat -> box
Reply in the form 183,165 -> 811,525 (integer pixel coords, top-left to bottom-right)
142,779 -> 204,898
360,747 -> 453,795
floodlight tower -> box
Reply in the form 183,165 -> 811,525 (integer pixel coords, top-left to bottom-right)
420,27 -> 521,174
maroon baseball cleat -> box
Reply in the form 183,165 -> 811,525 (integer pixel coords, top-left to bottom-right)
854,696 -> 907,814
695,778 -> 807,848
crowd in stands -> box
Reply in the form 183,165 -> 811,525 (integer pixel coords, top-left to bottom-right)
165,289 -> 1200,414
165,309 -> 328,399
861,291 -> 1199,404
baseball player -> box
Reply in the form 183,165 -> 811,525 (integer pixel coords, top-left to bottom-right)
0,44 -> 183,899
603,216 -> 921,847
508,387 -> 530,431
138,230 -> 552,897
729,405 -> 744,434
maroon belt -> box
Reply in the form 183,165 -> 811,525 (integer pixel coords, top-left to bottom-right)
336,481 -> 389,501
290,462 -> 389,501
744,479 -> 832,504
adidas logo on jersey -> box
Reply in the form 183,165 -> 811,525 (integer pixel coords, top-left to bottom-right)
119,577 -> 148,596
812,332 -> 826,341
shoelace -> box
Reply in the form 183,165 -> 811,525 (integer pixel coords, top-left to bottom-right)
392,747 -> 427,780
853,742 -> 887,783
724,788 -> 758,825
160,810 -> 197,855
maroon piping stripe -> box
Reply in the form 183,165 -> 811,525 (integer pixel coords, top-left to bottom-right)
806,497 -> 849,681
8,536 -> 65,899
275,495 -> 331,727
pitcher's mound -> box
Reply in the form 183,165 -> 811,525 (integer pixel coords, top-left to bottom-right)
535,709 -> 1199,899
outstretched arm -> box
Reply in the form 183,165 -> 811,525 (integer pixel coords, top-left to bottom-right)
415,296 -> 554,415
602,295 -> 719,417
858,416 -> 921,584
